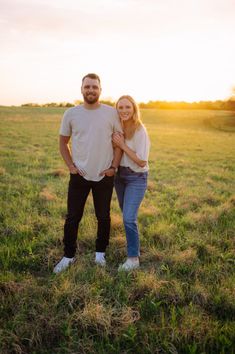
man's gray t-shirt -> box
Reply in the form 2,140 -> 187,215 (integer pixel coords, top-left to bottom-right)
60,104 -> 122,181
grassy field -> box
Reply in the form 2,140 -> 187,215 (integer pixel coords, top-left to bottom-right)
0,106 -> 235,354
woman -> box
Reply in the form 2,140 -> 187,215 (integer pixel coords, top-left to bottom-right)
112,95 -> 150,271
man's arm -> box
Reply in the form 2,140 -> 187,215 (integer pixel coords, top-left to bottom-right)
59,135 -> 80,174
112,146 -> 123,169
100,145 -> 123,177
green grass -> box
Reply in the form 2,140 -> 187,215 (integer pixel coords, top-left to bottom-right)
0,106 -> 235,354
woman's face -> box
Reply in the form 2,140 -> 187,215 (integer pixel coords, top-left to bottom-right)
117,98 -> 134,122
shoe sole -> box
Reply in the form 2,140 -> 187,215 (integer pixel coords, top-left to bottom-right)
118,265 -> 139,272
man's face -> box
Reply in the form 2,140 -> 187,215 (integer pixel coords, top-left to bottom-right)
81,77 -> 101,104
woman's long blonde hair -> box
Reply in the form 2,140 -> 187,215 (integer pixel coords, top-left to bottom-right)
116,95 -> 143,139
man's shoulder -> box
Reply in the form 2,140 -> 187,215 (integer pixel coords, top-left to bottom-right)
100,104 -> 119,121
65,105 -> 82,113
63,105 -> 82,118
100,103 -> 116,112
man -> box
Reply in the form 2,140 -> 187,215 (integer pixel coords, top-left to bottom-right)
53,73 -> 122,273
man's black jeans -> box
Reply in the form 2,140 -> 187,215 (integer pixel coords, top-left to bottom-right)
63,173 -> 114,258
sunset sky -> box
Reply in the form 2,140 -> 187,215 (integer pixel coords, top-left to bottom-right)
1,0 -> 235,105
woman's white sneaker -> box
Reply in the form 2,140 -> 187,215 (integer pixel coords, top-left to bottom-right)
118,258 -> 140,271
53,257 -> 75,274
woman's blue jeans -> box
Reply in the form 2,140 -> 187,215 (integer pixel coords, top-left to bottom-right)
114,167 -> 148,257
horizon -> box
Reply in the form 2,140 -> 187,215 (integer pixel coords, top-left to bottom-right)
1,96 -> 234,108
1,93 -> 235,108
1,0 -> 235,105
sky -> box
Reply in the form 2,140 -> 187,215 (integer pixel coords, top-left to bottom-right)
0,0 -> 235,105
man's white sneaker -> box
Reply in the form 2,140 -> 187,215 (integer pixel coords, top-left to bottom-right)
118,258 -> 140,271
95,252 -> 106,267
53,256 -> 75,274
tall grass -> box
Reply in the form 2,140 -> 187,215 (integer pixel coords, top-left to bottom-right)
0,106 -> 235,353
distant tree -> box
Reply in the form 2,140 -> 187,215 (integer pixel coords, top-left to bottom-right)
21,102 -> 75,108
21,103 -> 40,107
74,99 -> 114,106
224,86 -> 235,110
138,99 -> 235,111
100,100 -> 114,106
21,94 -> 235,111
45,102 -> 58,107
74,100 -> 82,106
230,86 -> 235,100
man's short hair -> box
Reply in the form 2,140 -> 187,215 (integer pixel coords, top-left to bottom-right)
82,73 -> 101,84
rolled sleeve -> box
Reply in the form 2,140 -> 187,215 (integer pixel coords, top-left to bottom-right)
113,111 -> 123,133
59,111 -> 71,136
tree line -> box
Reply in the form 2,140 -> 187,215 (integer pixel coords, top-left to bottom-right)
21,99 -> 235,110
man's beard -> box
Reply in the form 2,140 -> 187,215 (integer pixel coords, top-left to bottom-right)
83,94 -> 99,104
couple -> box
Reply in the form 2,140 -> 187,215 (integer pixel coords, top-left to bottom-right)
53,73 -> 150,273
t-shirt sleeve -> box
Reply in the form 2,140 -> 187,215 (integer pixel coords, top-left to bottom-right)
113,110 -> 123,133
59,110 -> 72,136
134,126 -> 150,161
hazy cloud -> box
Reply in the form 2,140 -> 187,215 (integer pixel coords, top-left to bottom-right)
1,0 -> 234,45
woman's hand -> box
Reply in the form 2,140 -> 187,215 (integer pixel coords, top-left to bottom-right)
112,132 -> 125,149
